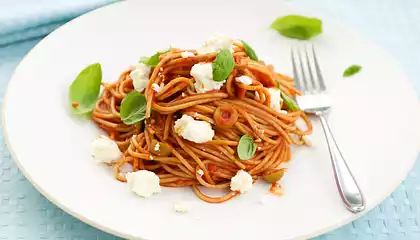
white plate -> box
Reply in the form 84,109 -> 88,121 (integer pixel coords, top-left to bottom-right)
3,0 -> 420,239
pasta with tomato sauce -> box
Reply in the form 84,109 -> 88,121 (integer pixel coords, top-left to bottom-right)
88,35 -> 312,203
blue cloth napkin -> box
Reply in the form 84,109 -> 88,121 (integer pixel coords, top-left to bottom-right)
0,0 -> 118,46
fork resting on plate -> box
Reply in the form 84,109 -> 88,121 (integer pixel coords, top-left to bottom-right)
291,46 -> 365,213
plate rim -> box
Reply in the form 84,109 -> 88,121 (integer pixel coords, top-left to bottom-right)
2,1 -> 418,239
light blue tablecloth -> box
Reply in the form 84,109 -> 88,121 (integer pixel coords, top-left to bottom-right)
1,0 -> 420,239
0,0 -> 118,45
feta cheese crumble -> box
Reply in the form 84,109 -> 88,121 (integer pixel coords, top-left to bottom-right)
230,170 -> 253,193
151,83 -> 162,92
254,88 -> 286,114
91,135 -> 122,163
190,63 -> 225,93
267,88 -> 284,114
154,142 -> 160,152
197,169 -> 204,176
173,201 -> 190,213
130,63 -> 151,91
302,135 -> 313,146
196,33 -> 234,55
126,170 -> 161,198
174,115 -> 214,143
255,91 -> 260,101
181,51 -> 195,58
235,75 -> 253,85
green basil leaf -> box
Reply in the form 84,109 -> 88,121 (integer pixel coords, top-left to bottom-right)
237,135 -> 257,160
139,56 -> 150,63
271,15 -> 322,40
241,40 -> 258,61
140,48 -> 171,67
343,65 -> 362,77
68,63 -> 102,115
281,92 -> 300,111
120,91 -> 147,124
212,48 -> 235,81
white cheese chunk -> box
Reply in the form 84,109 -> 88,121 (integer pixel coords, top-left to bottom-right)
154,142 -> 160,152
190,63 -> 225,93
302,135 -> 313,146
129,63 -> 151,91
173,201 -> 190,213
196,33 -> 234,55
126,170 -> 161,198
174,115 -> 214,143
254,91 -> 260,101
91,135 -> 122,163
267,88 -> 284,114
151,83 -> 162,92
230,170 -> 253,193
235,76 -> 253,85
181,51 -> 195,58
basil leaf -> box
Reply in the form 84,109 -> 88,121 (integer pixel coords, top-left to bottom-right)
343,65 -> 362,77
139,56 -> 150,63
237,135 -> 257,160
241,40 -> 258,61
281,92 -> 300,111
140,48 -> 171,67
120,91 -> 147,124
68,63 -> 102,115
212,48 -> 235,81
271,15 -> 322,40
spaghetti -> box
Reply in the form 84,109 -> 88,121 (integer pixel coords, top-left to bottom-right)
92,41 -> 312,203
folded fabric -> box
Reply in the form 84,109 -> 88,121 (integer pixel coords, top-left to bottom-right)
0,0 -> 118,46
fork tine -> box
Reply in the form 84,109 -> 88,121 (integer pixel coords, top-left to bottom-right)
291,48 -> 302,92
312,45 -> 326,91
297,47 -> 311,93
305,46 -> 317,92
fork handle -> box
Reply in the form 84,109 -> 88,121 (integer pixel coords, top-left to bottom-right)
318,114 -> 365,213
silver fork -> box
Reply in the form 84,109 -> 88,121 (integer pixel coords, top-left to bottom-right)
291,46 -> 365,213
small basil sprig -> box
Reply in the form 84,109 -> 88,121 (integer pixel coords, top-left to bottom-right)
68,63 -> 102,115
271,15 -> 322,40
140,48 -> 171,67
281,92 -> 300,111
212,48 -> 235,81
241,40 -> 258,61
237,135 -> 257,160
343,65 -> 362,77
120,91 -> 147,124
